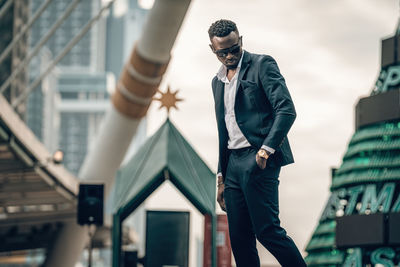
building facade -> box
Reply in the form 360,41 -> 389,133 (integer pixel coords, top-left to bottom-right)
27,0 -> 110,175
305,22 -> 400,267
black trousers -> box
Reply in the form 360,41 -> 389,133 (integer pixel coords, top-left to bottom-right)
223,147 -> 306,267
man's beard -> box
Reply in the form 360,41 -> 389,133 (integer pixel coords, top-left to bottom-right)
226,62 -> 239,70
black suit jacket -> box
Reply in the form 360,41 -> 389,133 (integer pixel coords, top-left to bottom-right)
212,51 -> 296,178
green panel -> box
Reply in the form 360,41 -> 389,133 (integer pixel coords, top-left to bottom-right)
306,234 -> 335,251
167,122 -> 215,213
305,249 -> 344,266
112,123 -> 168,211
332,168 -> 400,189
344,139 -> 400,159
120,172 -> 165,220
335,155 -> 400,175
350,123 -> 400,144
314,221 -> 336,235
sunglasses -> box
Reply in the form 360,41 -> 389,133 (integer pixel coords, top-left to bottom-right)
211,37 -> 242,58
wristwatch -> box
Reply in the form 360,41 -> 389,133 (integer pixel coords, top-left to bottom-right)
257,149 -> 270,160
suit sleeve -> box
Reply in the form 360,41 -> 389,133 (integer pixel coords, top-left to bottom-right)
259,56 -> 296,150
212,77 -> 223,178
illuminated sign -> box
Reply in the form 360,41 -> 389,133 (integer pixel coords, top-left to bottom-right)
373,66 -> 400,94
321,182 -> 400,221
321,182 -> 400,266
343,247 -> 399,267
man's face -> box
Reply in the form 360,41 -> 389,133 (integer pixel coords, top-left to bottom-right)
210,31 -> 242,69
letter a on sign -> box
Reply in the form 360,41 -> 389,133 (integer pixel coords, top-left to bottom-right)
343,248 -> 362,267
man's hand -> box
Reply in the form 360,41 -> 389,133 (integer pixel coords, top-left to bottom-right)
256,149 -> 268,169
217,175 -> 226,212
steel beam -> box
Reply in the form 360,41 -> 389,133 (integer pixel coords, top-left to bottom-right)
0,0 -> 54,66
0,0 -> 14,21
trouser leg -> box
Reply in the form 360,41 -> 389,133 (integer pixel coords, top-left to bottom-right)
224,186 -> 260,267
224,153 -> 260,267
243,152 -> 307,267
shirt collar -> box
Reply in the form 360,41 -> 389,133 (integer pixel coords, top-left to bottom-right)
216,52 -> 244,81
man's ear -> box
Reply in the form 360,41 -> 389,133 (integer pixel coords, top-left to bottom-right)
209,44 -> 215,53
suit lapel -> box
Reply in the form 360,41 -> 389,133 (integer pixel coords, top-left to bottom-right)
215,51 -> 251,120
214,79 -> 225,121
235,51 -> 251,106
238,51 -> 251,83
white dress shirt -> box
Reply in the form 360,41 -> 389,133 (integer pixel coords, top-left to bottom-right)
217,54 -> 251,149
216,53 -> 275,153
216,53 -> 275,178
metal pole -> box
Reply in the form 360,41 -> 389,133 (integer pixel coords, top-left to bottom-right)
211,213 -> 217,267
0,0 -> 82,96
88,241 -> 92,267
112,213 -> 122,267
11,0 -> 115,108
0,0 -> 54,66
88,225 -> 96,267
0,0 -> 14,21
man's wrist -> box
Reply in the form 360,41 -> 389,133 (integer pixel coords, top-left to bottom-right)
261,145 -> 275,155
257,148 -> 270,160
217,175 -> 224,186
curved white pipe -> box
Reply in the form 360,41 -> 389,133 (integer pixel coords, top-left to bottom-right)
137,0 -> 191,63
44,1 -> 191,266
79,107 -> 140,193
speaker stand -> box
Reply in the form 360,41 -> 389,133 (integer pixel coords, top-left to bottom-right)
87,225 -> 96,267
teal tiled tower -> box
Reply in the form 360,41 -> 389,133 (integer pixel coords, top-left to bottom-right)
305,21 -> 400,266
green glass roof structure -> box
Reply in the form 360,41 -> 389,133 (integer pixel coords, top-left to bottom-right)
111,118 -> 217,267
305,23 -> 400,267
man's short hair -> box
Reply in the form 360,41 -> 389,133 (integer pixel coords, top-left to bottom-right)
208,19 -> 238,39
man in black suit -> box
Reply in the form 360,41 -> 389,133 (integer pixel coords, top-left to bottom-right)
209,19 -> 306,267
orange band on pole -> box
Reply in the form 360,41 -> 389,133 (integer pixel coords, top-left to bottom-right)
112,46 -> 169,118
112,88 -> 150,119
130,45 -> 169,79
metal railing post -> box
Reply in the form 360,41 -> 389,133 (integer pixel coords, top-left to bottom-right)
0,0 -> 14,21
0,0 -> 54,66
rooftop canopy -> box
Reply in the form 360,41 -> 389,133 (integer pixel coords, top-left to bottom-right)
112,118 -> 216,220
0,95 -> 78,253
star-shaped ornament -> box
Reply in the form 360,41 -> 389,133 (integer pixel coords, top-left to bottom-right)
153,86 -> 183,115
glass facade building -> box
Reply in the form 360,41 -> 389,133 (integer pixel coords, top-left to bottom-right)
305,22 -> 400,267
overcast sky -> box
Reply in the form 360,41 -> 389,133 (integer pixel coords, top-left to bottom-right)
141,0 -> 398,264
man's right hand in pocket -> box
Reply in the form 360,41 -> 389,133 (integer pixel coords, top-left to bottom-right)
217,175 -> 226,212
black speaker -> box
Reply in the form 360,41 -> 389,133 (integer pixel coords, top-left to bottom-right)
123,250 -> 138,267
355,89 -> 400,129
77,184 -> 104,226
388,212 -> 400,244
381,36 -> 396,68
336,213 -> 385,248
145,210 -> 190,267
